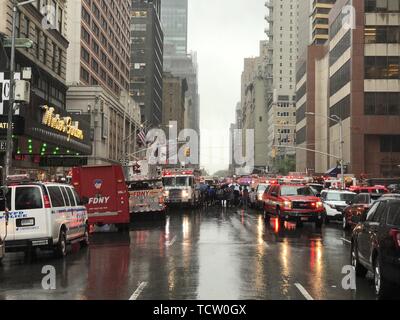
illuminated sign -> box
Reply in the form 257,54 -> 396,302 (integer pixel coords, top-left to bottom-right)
41,105 -> 84,141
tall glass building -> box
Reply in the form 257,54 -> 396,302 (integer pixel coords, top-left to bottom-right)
161,0 -> 188,56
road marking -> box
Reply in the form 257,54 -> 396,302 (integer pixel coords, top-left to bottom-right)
166,235 -> 177,247
129,282 -> 148,300
341,238 -> 351,244
295,283 -> 314,301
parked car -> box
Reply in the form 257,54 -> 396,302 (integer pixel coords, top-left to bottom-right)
251,183 -> 270,209
351,198 -> 400,298
321,190 -> 356,223
308,183 -> 324,196
263,184 -> 326,228
0,175 -> 89,258
343,193 -> 382,230
349,185 -> 389,194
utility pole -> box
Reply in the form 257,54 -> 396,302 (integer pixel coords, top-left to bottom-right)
305,112 -> 345,190
3,0 -> 18,184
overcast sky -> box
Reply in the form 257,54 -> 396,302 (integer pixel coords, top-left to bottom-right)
187,0 -> 267,175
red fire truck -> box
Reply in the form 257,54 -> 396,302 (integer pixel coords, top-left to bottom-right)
72,165 -> 130,231
162,168 -> 201,207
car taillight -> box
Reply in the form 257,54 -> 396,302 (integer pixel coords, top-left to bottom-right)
316,201 -> 323,209
390,229 -> 400,249
43,195 -> 51,208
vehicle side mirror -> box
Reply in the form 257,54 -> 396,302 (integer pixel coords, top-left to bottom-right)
271,192 -> 278,197
82,197 -> 89,205
316,193 -> 321,197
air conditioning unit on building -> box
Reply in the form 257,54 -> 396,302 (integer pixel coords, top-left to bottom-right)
14,80 -> 30,104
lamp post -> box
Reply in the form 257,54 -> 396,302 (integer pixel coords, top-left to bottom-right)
3,0 -> 36,184
306,112 -> 345,190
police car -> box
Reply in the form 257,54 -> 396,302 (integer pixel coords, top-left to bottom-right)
0,175 -> 89,258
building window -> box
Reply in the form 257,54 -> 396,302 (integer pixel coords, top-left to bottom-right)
365,92 -> 400,115
365,56 -> 400,79
80,66 -> 89,83
365,26 -> 400,44
380,135 -> 400,152
330,60 -> 351,96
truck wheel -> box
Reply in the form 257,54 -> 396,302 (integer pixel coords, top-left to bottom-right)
55,229 -> 67,258
117,223 -> 129,233
80,224 -> 90,248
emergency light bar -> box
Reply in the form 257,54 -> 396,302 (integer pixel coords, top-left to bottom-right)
6,174 -> 34,184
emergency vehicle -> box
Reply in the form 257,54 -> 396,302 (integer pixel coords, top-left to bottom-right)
72,165 -> 130,231
127,177 -> 166,215
162,169 -> 201,207
0,174 -> 89,258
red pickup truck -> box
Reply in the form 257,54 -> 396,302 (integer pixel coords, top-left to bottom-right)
263,184 -> 326,227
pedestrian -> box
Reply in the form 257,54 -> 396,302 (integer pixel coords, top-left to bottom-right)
242,186 -> 249,208
233,184 -> 240,206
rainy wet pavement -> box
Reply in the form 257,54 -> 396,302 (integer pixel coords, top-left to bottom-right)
0,206 -> 393,300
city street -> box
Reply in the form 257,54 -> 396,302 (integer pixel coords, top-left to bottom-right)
0,206 -> 393,300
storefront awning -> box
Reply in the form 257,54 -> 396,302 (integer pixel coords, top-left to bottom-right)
325,167 -> 340,177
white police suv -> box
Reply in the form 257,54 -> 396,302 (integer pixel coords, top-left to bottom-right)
0,175 -> 89,258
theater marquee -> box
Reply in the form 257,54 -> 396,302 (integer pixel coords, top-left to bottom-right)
41,105 -> 84,141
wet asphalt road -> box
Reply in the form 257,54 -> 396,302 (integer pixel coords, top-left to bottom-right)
0,205 -> 396,300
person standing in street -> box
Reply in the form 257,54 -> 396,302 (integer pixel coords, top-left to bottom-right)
242,186 -> 249,209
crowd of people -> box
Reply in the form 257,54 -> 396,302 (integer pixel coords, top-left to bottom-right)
199,183 -> 251,208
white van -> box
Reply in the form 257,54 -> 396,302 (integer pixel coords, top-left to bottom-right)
0,179 -> 89,258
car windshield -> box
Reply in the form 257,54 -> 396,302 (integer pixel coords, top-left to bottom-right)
280,186 -> 314,196
163,177 -> 189,187
326,193 -> 356,202
257,185 -> 268,192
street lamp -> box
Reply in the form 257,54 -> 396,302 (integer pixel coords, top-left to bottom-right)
3,0 -> 36,184
306,112 -> 345,190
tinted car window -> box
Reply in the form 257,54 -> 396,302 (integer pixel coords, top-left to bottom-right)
366,202 -> 380,221
60,187 -> 71,206
280,186 -> 314,196
386,202 -> 400,226
66,187 -> 76,206
72,188 -> 83,206
15,187 -> 43,210
371,202 -> 387,223
48,186 -> 66,208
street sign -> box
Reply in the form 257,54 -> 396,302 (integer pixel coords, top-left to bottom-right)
3,38 -> 33,48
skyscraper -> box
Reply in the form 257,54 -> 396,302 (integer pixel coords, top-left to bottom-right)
161,0 -> 188,56
265,0 -> 299,172
66,0 -> 131,97
130,0 -> 164,127
161,0 -> 200,162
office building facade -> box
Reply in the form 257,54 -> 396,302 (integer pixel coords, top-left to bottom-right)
130,0 -> 163,127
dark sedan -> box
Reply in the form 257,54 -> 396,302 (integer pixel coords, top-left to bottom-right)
351,198 -> 400,298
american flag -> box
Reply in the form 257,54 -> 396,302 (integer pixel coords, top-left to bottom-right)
137,128 -> 146,145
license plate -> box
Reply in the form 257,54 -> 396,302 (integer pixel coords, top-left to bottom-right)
301,217 -> 309,221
